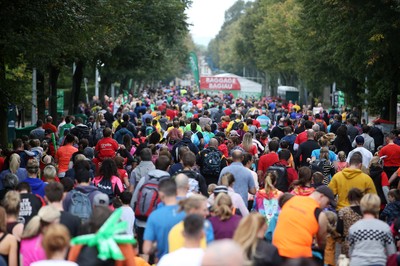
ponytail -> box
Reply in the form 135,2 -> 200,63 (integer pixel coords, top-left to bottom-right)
213,193 -> 233,221
264,172 -> 277,194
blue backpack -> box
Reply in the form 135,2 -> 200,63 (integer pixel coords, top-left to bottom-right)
191,131 -> 200,147
68,190 -> 92,222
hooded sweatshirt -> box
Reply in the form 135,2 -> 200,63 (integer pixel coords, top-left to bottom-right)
253,188 -> 283,224
22,177 -> 47,197
328,168 -> 377,210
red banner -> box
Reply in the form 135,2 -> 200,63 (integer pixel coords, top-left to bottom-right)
200,76 -> 241,90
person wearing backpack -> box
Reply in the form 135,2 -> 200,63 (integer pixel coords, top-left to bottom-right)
143,178 -> 185,261
44,182 -> 81,237
177,151 -> 208,196
63,169 -> 105,223
172,131 -> 199,163
226,114 -> 248,136
268,149 -> 298,192
93,159 -> 124,201
197,138 -> 227,186
130,155 -> 171,259
190,122 -> 205,150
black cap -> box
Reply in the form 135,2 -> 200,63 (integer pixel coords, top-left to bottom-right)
316,185 -> 337,208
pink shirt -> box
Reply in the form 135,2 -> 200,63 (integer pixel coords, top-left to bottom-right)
21,235 -> 46,266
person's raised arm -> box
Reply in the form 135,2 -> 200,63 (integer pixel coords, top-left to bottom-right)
316,211 -> 328,250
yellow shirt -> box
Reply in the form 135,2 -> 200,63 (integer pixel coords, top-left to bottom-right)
226,119 -> 249,134
168,221 -> 206,252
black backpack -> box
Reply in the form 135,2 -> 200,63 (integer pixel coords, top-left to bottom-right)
309,159 -> 326,173
201,149 -> 222,177
267,163 -> 289,192
231,121 -> 240,131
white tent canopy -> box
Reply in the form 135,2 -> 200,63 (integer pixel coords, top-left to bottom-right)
214,73 -> 262,93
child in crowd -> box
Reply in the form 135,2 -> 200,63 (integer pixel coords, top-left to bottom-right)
114,156 -> 129,188
311,172 -> 324,188
380,189 -> 400,225
336,151 -> 348,172
323,211 -> 340,266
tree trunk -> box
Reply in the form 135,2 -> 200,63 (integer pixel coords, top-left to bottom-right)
36,71 -> 45,121
0,53 -> 7,148
49,65 -> 60,123
388,81 -> 398,124
70,61 -> 84,114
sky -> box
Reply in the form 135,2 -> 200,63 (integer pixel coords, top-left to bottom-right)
186,0 -> 238,47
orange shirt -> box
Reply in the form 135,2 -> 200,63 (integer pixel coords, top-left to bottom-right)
68,244 -> 136,266
55,144 -> 78,173
273,196 -> 319,258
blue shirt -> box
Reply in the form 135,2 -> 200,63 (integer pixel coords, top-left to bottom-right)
311,149 -> 337,162
218,162 -> 255,204
144,204 -> 185,259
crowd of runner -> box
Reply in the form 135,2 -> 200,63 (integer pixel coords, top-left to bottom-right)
0,85 -> 400,266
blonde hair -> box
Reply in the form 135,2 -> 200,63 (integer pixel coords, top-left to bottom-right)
320,147 -> 329,160
242,133 -> 253,152
0,207 -> 6,233
9,153 -> 21,174
178,194 -> 207,213
43,165 -> 57,181
3,191 -> 20,216
213,193 -> 233,221
208,184 -> 217,195
324,210 -> 338,236
264,172 -> 277,194
338,151 -> 346,162
360,193 -> 381,217
233,213 -> 265,263
42,223 -> 71,259
22,205 -> 60,239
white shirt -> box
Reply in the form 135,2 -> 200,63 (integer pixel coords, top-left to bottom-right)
157,247 -> 204,266
347,146 -> 373,168
120,206 -> 135,236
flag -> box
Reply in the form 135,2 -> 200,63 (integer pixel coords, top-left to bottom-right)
189,51 -> 200,88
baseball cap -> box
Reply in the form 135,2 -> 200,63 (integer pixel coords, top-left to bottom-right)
213,185 -> 228,195
316,185 -> 336,208
355,135 -> 364,144
230,130 -> 240,137
93,193 -> 109,206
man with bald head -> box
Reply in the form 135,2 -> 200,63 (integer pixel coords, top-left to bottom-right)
294,129 -> 320,167
218,150 -> 256,205
175,173 -> 189,198
201,240 -> 245,266
197,138 -> 227,186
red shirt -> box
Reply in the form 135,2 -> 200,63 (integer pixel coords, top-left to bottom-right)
295,131 -> 308,145
379,143 -> 400,167
258,152 -> 279,174
252,119 -> 261,128
224,108 -> 232,116
166,109 -> 177,120
0,157 -> 4,171
218,144 -> 229,158
239,144 -> 258,156
56,144 -> 78,173
117,168 -> 128,181
43,123 -> 57,133
95,137 -> 119,160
